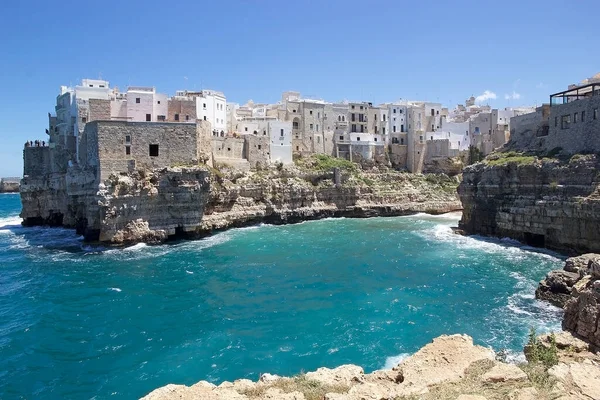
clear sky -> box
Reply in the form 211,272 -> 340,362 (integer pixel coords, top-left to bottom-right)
0,0 -> 598,177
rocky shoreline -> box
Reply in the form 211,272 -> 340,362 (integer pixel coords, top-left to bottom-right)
458,153 -> 600,255
20,157 -> 462,244
142,333 -> 600,400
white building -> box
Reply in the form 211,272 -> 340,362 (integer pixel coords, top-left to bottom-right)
126,86 -> 168,122
196,90 -> 227,134
268,120 -> 293,164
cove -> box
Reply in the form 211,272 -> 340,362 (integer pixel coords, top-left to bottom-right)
0,194 -> 563,399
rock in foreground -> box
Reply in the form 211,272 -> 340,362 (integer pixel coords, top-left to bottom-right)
140,334 -> 600,400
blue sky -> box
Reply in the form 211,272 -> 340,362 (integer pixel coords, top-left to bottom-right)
0,0 -> 598,177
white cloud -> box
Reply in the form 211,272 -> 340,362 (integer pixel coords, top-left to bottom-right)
475,90 -> 497,103
504,91 -> 521,100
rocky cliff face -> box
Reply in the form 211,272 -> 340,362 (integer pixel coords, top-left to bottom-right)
458,153 -> 600,254
20,158 -> 461,244
537,254 -> 600,349
141,333 -> 600,400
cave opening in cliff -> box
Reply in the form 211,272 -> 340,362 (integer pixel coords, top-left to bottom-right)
523,232 -> 545,248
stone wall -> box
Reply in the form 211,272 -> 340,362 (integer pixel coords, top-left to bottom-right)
212,137 -> 245,160
81,121 -> 199,180
389,144 -> 408,168
546,96 -> 600,154
246,135 -> 271,167
168,98 -> 196,122
23,146 -> 51,177
89,99 -> 111,121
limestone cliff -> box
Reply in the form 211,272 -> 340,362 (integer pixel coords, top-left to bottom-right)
458,153 -> 600,254
537,254 -> 600,349
141,334 -> 600,400
20,156 -> 461,244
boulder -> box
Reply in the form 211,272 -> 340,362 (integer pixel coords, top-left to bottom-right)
549,362 -> 600,400
481,363 -> 527,383
564,254 -> 598,274
305,365 -> 364,386
563,289 -> 600,347
390,334 -> 494,397
536,270 -> 580,307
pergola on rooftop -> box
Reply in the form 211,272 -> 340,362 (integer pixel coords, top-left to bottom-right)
550,81 -> 600,106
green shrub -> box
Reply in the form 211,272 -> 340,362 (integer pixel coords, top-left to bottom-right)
524,328 -> 558,367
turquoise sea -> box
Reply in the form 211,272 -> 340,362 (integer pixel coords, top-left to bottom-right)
0,193 -> 563,399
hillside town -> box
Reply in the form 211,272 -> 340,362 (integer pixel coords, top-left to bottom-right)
23,78 -> 543,180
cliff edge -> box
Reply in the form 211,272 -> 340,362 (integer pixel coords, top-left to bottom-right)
458,152 -> 600,254
20,156 -> 462,244
141,334 -> 600,400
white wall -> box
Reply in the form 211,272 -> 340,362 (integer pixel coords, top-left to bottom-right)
349,132 -> 384,145
196,91 -> 227,133
436,120 -> 471,150
269,121 -> 292,164
153,93 -> 168,121
127,89 -> 155,122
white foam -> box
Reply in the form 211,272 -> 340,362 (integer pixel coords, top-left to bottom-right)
383,353 -> 410,369
108,287 -> 122,292
123,243 -> 147,251
0,216 -> 22,230
185,270 -> 194,274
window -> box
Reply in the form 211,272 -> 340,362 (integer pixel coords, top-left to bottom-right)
316,124 -> 319,131
437,110 -> 439,115
360,106 -> 363,110
296,146 -> 299,150
310,110 -> 313,115
310,123 -> 313,130
125,146 -> 131,155
157,115 -> 166,121
157,101 -> 161,105
227,147 -> 231,151
136,98 -> 140,103
351,105 -> 355,109
317,136 -> 320,143
383,115 -> 386,121
561,115 -> 571,129
554,117 -> 558,127
574,112 -> 578,123
374,137 -> 377,142
594,108 -> 598,120
185,115 -> 190,121
582,111 -> 586,121
400,138 -> 404,145
431,109 -> 435,116
431,136 -> 433,140
419,135 -> 423,142
339,136 -> 344,140
280,129 -> 284,137
258,145 -> 262,150
203,103 -> 206,109
338,116 -> 341,121
401,124 -> 404,132
175,113 -> 179,121
293,109 -> 296,113
149,144 -> 159,157
293,121 -> 299,129
318,112 -> 320,118
393,126 -> 396,133
432,125 -> 434,130
125,135 -> 131,144
263,130 -> 266,135
351,113 -> 355,122
146,114 -> 151,121
382,127 -> 385,134
342,116 -> 345,121
82,117 -> 87,123
203,116 -> 207,121
393,109 -> 396,114
351,124 -> 356,132
356,137 -> 360,141
399,109 -> 403,114
245,127 -> 248,132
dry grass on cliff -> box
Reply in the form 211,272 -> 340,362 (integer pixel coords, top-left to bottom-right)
241,374 -> 350,400
396,359 -> 556,400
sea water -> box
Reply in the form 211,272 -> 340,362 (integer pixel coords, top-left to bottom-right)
0,193 -> 563,399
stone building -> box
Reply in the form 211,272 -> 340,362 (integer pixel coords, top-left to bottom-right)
509,76 -> 600,155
